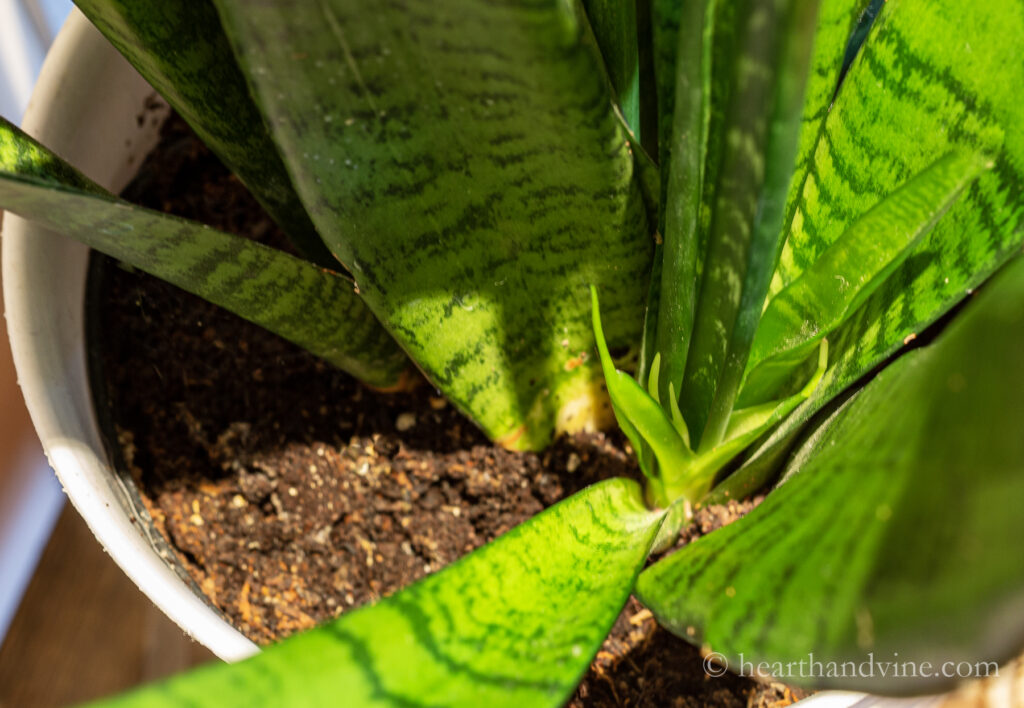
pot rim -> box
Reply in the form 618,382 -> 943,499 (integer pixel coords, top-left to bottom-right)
1,8 -> 257,662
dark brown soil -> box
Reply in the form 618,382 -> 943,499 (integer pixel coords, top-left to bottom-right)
89,114 -> 806,707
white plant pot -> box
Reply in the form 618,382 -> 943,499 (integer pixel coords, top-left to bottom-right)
2,9 -> 257,662
5,10 -> 999,708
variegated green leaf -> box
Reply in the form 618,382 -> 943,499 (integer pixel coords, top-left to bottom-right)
94,479 -> 665,708
778,0 -> 873,251
690,0 -> 822,451
637,254 -> 1024,693
740,150 -> 988,404
651,0 -> 712,408
74,0 -> 334,265
738,0 -> 1024,474
212,0 -> 652,451
0,117 -> 406,387
650,0 -> 869,433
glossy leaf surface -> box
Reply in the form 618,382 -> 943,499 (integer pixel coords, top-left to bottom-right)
75,0 -> 333,265
650,0 -> 867,429
638,255 -> 1024,693
96,479 -> 665,708
213,0 -> 652,450
0,118 -> 406,387
690,340 -> 826,485
741,150 -> 988,403
735,0 -> 1024,482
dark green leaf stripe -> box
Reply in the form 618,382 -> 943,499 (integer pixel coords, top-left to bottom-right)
74,0 -> 334,265
835,0 -> 882,85
638,255 -> 1024,693
0,118 -> 406,387
212,0 -> 652,451
94,479 -> 665,707
737,0 -> 1024,471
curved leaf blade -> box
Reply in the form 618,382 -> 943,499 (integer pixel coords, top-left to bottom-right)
74,0 -> 334,266
212,0 -> 652,450
95,479 -> 665,708
741,150 -> 988,404
0,118 -> 406,387
736,0 -> 1024,474
637,255 -> 1024,693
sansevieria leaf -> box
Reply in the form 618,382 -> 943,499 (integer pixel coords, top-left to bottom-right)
211,0 -> 652,451
650,0 -> 712,409
94,479 -> 665,708
0,118 -> 406,388
74,0 -> 334,266
582,0 -> 642,138
777,0 -> 873,258
691,0 -> 822,451
740,150 -> 988,404
592,288 -> 692,504
638,255 -> 1024,693
736,0 -> 1024,482
655,0 -> 872,438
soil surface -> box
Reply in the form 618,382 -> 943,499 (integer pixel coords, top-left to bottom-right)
90,113 -> 807,707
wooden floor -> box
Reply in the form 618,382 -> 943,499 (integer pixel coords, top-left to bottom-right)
0,503 -> 213,707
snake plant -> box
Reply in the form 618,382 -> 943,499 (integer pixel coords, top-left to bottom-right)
1,0 -> 1023,705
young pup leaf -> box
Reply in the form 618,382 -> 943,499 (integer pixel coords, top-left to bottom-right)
687,340 -> 827,488
93,479 -> 666,708
0,118 -> 406,388
638,255 -> 1024,693
74,0 -> 334,266
592,288 -> 693,503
